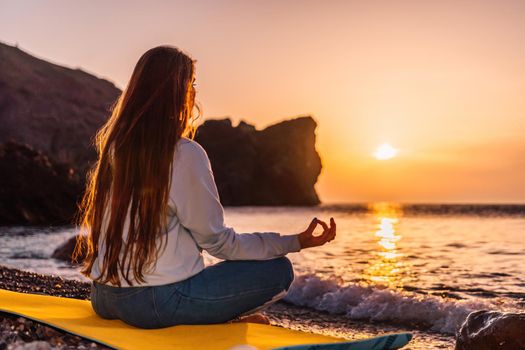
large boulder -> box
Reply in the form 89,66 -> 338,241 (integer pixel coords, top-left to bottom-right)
195,116 -> 322,206
194,119 -> 258,205
455,310 -> 525,350
52,235 -> 86,263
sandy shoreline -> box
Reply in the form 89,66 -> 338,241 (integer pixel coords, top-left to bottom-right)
0,265 -> 455,349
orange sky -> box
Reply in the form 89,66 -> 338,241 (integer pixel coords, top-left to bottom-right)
1,0 -> 524,203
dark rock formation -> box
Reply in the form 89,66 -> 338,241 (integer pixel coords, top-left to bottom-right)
0,142 -> 83,225
195,116 -> 322,206
455,310 -> 525,350
51,235 -> 86,263
0,42 -> 120,175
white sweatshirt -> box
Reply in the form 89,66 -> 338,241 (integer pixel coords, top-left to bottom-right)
89,136 -> 302,286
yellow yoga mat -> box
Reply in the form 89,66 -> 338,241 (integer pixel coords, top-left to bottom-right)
0,289 -> 345,350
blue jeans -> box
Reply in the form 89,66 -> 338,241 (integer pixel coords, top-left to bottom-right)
90,257 -> 294,329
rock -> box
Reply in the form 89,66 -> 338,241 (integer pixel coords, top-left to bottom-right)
0,142 -> 83,225
52,235 -> 86,263
0,42 -> 120,176
195,116 -> 322,205
195,119 -> 258,205
455,310 -> 525,350
254,116 -> 321,205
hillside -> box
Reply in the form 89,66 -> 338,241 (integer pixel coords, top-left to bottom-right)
0,42 -> 121,174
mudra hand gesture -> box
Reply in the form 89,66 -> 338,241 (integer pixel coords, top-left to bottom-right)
298,217 -> 336,249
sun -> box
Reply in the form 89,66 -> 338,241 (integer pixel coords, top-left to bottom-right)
374,143 -> 398,160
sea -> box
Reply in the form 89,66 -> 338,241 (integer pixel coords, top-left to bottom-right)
1,203 -> 524,349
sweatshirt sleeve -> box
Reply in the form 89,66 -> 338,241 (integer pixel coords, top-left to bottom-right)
170,139 -> 302,260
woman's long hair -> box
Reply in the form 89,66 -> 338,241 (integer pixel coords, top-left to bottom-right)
73,46 -> 199,286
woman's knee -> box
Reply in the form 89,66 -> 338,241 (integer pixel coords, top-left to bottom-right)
271,256 -> 294,290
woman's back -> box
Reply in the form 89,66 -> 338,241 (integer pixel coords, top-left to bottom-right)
90,136 -> 301,286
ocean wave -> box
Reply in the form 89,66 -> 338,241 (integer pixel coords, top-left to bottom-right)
284,273 -> 491,335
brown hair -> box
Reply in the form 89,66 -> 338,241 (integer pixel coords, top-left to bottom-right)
73,45 -> 199,286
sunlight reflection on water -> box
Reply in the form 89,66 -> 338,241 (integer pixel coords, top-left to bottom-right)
363,203 -> 407,289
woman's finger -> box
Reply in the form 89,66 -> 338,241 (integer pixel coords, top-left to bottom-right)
313,225 -> 332,245
328,227 -> 336,240
305,217 -> 318,234
316,219 -> 329,232
328,218 -> 336,240
328,229 -> 336,242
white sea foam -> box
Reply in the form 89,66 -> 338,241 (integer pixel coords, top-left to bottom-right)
284,273 -> 491,335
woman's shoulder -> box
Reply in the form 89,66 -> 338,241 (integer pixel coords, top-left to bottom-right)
177,136 -> 206,152
175,136 -> 209,162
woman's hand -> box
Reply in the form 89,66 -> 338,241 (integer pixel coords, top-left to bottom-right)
298,217 -> 336,249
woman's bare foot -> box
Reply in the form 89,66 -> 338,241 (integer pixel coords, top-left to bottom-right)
228,313 -> 270,325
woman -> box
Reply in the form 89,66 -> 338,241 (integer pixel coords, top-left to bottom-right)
74,45 -> 336,329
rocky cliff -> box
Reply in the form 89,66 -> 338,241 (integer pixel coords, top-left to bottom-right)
0,42 -> 121,175
0,43 -> 322,225
195,117 -> 321,206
